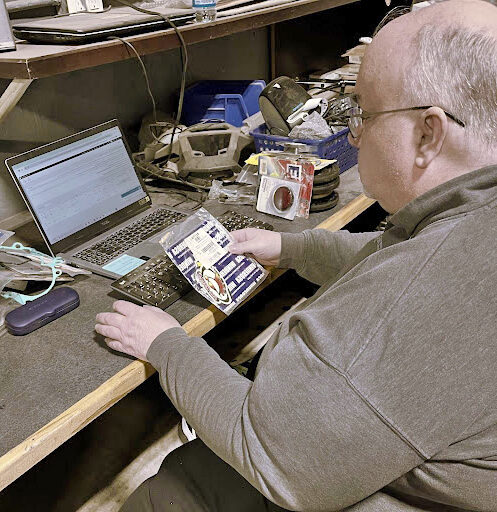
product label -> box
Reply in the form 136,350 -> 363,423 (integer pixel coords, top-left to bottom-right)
184,229 -> 226,268
288,163 -> 302,180
165,219 -> 266,315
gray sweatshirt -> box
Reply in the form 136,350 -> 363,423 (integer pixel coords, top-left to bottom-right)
148,165 -> 497,511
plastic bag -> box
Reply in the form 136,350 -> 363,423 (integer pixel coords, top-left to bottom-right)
0,270 -> 13,294
237,163 -> 259,186
0,229 -> 14,245
160,208 -> 268,315
208,180 -> 257,205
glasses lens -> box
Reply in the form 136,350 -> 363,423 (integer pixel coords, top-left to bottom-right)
347,106 -> 362,139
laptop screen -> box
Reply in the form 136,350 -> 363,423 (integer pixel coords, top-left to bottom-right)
10,124 -> 147,246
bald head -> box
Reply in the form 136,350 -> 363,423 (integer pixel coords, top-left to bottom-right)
408,0 -> 497,33
373,0 -> 497,50
359,0 -> 497,148
352,0 -> 497,213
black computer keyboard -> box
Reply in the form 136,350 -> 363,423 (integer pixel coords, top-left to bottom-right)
111,210 -> 273,309
215,210 -> 274,232
74,209 -> 187,266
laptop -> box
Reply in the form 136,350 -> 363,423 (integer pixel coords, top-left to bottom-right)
0,0 -> 16,51
5,119 -> 190,279
11,5 -> 195,44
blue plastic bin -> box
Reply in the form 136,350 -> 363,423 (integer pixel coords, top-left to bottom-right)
182,80 -> 266,127
250,124 -> 358,174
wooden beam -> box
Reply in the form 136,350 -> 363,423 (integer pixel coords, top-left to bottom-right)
318,194 -> 376,231
0,209 -> 31,231
0,79 -> 33,123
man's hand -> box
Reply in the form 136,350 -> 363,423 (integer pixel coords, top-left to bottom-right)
228,228 -> 282,266
95,300 -> 182,361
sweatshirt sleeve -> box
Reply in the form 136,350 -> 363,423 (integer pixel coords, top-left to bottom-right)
279,229 -> 380,285
147,326 -> 422,512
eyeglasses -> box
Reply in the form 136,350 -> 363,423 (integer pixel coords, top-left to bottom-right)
345,99 -> 466,139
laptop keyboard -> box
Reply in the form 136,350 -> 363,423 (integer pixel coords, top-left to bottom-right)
74,209 -> 187,267
111,210 -> 273,309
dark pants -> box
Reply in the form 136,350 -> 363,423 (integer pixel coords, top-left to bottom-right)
121,350 -> 290,511
120,438 -> 290,512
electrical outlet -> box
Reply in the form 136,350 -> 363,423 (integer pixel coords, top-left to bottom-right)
66,0 -> 103,12
66,0 -> 86,13
85,0 -> 104,11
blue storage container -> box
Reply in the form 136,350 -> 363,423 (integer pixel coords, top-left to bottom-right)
250,124 -> 358,174
182,80 -> 266,127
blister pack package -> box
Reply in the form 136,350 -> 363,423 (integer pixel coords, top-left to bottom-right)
256,153 -> 316,219
160,208 -> 268,315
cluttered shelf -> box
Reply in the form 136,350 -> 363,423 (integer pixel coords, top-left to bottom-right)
0,0 -> 357,79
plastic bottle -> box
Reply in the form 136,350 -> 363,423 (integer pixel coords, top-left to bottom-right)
192,0 -> 217,22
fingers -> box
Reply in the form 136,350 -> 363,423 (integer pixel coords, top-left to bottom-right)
95,323 -> 122,341
228,239 -> 254,255
143,304 -> 164,313
96,311 -> 126,329
229,229 -> 251,243
105,339 -> 125,354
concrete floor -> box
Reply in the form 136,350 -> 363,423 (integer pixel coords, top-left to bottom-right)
0,271 -> 316,512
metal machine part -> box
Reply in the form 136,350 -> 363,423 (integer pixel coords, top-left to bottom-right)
258,76 -> 312,136
175,123 -> 252,178
138,122 -> 252,190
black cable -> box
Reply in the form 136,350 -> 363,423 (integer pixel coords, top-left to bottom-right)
109,36 -> 158,123
111,0 -> 189,164
373,6 -> 412,36
135,158 -> 211,193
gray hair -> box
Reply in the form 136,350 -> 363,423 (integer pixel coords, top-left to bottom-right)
403,22 -> 497,147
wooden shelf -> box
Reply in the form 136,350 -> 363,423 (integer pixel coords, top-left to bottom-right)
0,0 -> 357,79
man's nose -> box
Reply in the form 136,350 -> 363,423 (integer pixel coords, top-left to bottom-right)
348,131 -> 360,148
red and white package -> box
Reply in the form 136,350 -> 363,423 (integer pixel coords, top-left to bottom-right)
257,154 -> 315,218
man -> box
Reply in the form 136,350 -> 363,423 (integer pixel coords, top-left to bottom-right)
96,1 -> 497,510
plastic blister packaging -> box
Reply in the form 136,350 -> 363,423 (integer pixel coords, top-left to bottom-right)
208,180 -> 257,205
237,163 -> 259,186
256,153 -> 315,219
0,229 -> 14,245
160,208 -> 268,315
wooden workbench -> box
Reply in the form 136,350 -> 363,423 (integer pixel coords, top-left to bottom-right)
0,168 -> 374,491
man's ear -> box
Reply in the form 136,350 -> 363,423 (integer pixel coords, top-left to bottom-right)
415,107 -> 449,169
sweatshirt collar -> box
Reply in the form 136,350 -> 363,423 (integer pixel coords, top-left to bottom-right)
388,165 -> 497,238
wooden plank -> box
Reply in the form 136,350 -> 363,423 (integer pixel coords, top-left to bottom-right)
0,192 -> 374,491
317,194 -> 376,231
0,79 -> 32,122
0,209 -> 31,231
0,361 -> 156,492
0,0 -> 358,79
